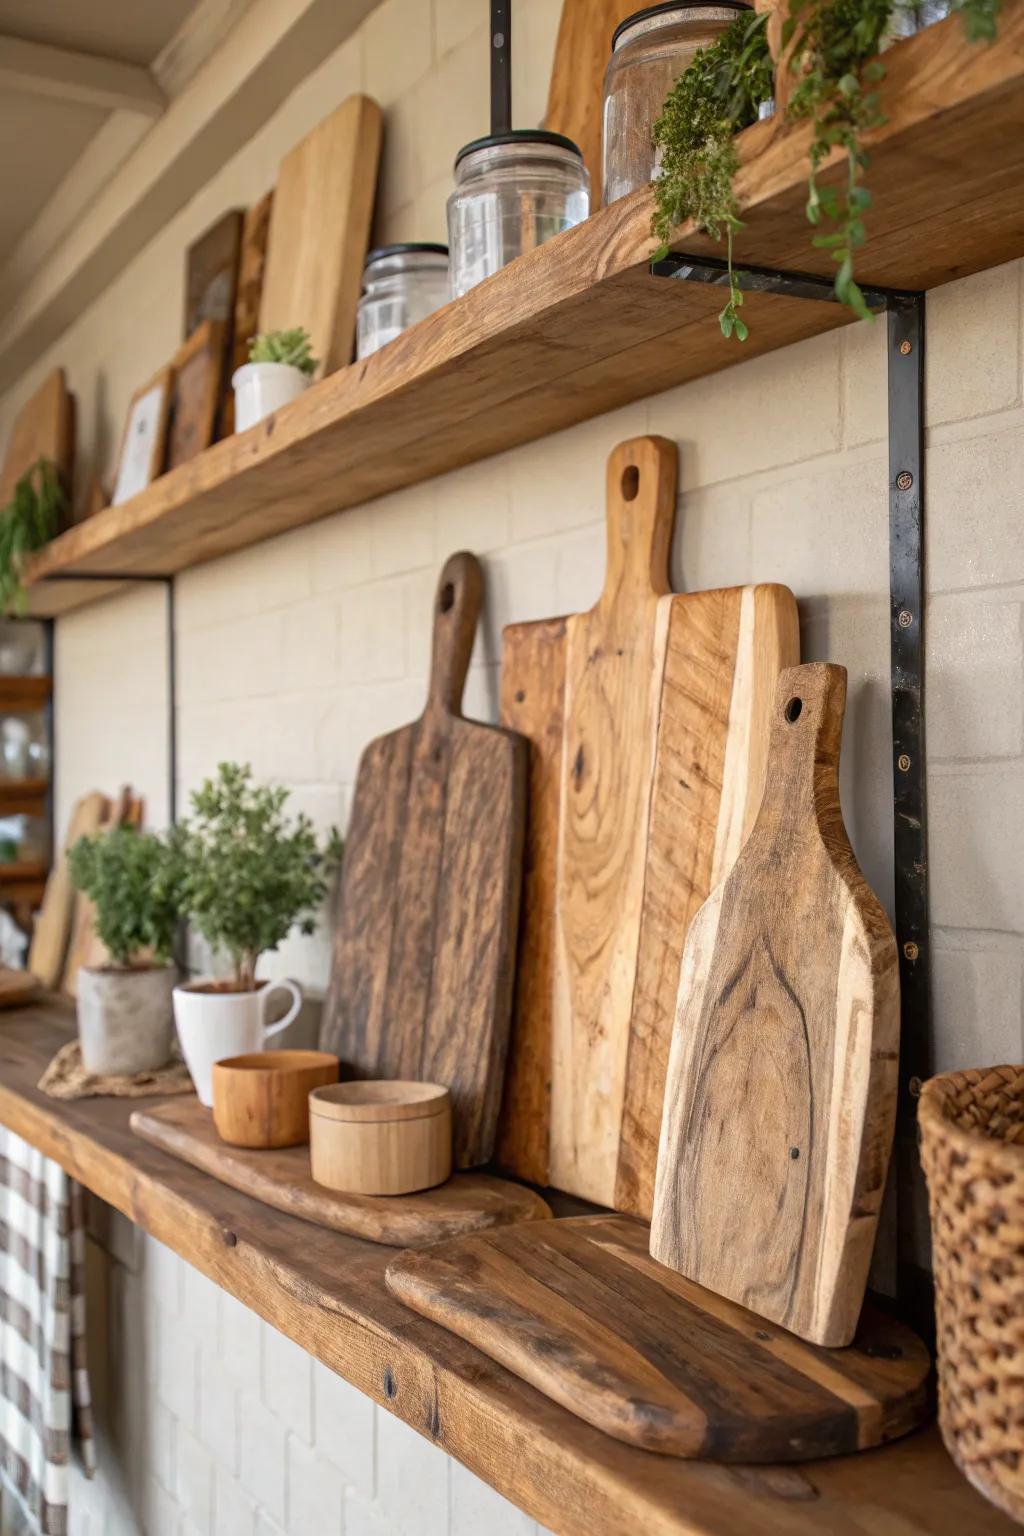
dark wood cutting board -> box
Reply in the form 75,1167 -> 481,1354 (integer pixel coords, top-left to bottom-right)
386,1214 -> 931,1461
320,553 -> 527,1169
132,1100 -> 550,1248
651,664 -> 901,1348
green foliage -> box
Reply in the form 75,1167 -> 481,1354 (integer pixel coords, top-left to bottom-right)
954,0 -> 1001,40
0,459 -> 65,616
68,825 -> 184,968
248,328 -> 319,375
179,762 -> 341,991
652,10 -> 773,340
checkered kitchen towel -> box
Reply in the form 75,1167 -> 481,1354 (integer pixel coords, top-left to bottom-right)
0,1130 -> 94,1535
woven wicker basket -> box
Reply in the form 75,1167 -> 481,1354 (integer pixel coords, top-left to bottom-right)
919,1065 -> 1024,1522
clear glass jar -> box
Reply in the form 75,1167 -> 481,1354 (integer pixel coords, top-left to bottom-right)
603,2 -> 753,205
447,131 -> 590,300
356,244 -> 450,360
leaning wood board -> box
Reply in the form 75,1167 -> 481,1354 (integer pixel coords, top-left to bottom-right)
497,436 -> 799,1214
321,553 -> 527,1169
652,664 -> 901,1348
131,1100 -> 549,1248
259,95 -> 382,377
28,790 -> 110,989
0,367 -> 75,507
387,1213 -> 931,1461
545,0 -> 638,204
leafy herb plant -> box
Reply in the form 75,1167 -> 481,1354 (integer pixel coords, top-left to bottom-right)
179,762 -> 341,991
68,825 -> 184,968
249,328 -> 319,375
0,459 -> 66,615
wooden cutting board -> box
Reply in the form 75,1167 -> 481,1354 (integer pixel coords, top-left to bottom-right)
386,1214 -> 931,1460
259,95 -> 382,377
222,192 -> 274,436
545,0 -> 638,206
320,553 -> 527,1170
132,1100 -> 550,1248
497,436 -> 799,1215
28,790 -> 111,989
0,367 -> 75,508
651,663 -> 901,1348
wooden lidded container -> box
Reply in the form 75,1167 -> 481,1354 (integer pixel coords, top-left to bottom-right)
309,1081 -> 452,1195
212,1050 -> 339,1149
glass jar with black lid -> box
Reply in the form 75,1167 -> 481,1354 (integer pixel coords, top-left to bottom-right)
356,243 -> 451,360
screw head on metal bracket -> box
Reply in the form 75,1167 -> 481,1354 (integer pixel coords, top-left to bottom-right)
903,940 -> 920,961
897,753 -> 911,772
909,1075 -> 922,1096
899,339 -> 912,355
896,471 -> 914,491
897,609 -> 913,628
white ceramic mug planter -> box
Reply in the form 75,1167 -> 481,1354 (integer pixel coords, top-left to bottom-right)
173,978 -> 303,1107
77,964 -> 177,1076
232,362 -> 309,432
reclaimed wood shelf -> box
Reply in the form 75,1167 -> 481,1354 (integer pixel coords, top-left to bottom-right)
0,1000 -> 1018,1536
0,676 -> 51,708
22,5 -> 1024,618
0,778 -> 49,807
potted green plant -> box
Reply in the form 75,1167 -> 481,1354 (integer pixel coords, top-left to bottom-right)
173,763 -> 340,1105
0,458 -> 66,615
68,824 -> 183,1075
232,327 -> 319,431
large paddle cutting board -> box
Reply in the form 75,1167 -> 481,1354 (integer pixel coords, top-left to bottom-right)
651,663 -> 900,1348
321,553 -> 527,1170
497,436 -> 799,1215
386,1214 -> 931,1460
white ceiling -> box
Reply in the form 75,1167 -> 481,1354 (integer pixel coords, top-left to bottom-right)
0,0 -> 196,67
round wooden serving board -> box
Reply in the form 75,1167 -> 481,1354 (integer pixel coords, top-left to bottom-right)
386,1214 -> 932,1461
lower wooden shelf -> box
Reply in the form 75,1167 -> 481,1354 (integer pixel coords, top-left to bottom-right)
0,1000 -> 1015,1536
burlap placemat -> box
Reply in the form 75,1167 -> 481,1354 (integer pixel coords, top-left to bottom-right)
38,1040 -> 195,1101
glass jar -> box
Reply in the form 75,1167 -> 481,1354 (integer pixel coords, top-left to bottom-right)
603,2 -> 753,205
448,131 -> 590,300
356,244 -> 451,360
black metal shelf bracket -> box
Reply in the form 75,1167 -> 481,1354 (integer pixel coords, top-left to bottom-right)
653,253 -> 930,1318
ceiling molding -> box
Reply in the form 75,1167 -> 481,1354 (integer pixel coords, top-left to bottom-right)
0,35 -> 164,116
152,0 -> 257,100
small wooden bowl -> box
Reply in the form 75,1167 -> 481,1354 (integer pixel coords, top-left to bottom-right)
212,1050 -> 339,1149
309,1081 -> 452,1195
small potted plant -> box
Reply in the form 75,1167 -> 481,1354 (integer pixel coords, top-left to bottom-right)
232,327 -> 319,431
0,458 -> 66,615
173,763 -> 340,1106
68,824 -> 183,1075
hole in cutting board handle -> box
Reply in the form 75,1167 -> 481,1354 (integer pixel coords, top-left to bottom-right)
439,582 -> 455,614
621,465 -> 639,501
785,696 -> 803,723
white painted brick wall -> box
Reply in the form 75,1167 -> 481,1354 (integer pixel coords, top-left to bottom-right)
3,0 -> 1022,1531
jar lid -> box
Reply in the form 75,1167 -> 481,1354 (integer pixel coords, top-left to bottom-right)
309,1080 -> 451,1123
612,0 -> 751,49
454,129 -> 583,170
364,242 -> 449,266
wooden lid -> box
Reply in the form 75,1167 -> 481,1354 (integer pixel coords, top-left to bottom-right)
309,1081 -> 450,1124
214,1051 -> 339,1076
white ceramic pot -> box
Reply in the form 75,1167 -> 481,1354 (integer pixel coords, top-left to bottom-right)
77,964 -> 177,1076
232,362 -> 310,432
172,978 -> 303,1107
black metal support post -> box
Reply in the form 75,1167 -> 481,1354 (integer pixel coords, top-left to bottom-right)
652,255 -> 931,1324
490,0 -> 512,135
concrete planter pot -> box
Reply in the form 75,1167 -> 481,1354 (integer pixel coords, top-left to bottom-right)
77,964 -> 177,1076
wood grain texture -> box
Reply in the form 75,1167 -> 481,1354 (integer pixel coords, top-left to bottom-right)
167,320 -> 226,470
320,553 -> 527,1168
0,367 -> 75,506
222,191 -> 273,436
211,1049 -> 338,1148
25,7 -> 1024,608
131,1098 -> 547,1247
0,1002 -> 1015,1536
184,210 -> 242,336
497,439 -> 799,1214
387,1213 -> 932,1461
309,1082 -> 452,1196
259,95 -> 382,376
651,664 -> 901,1348
545,0 -> 637,205
28,791 -> 110,989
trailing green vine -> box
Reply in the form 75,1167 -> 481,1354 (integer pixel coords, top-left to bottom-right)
0,458 -> 65,616
652,0 -> 1003,340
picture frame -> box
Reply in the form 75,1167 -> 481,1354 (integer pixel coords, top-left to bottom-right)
165,319 -> 226,471
111,368 -> 172,506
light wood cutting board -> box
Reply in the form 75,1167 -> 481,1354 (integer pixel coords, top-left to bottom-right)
259,95 -> 382,377
0,368 -> 75,508
28,790 -> 110,989
320,553 -> 527,1170
545,0 -> 638,206
651,663 -> 900,1348
497,436 -> 799,1216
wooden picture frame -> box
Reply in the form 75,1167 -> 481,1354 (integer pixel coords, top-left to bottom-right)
166,320 -> 226,471
112,368 -> 172,506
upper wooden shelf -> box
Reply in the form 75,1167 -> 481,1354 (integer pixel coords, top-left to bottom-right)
0,1001 -> 1017,1536
23,5 -> 1024,617
0,676 -> 51,708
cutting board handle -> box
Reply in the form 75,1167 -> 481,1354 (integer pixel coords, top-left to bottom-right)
426,551 -> 484,718
598,436 -> 676,614
754,663 -> 847,840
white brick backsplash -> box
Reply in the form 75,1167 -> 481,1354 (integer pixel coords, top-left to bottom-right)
345,1493 -> 395,1536
183,1265 -> 222,1354
927,422 -> 1024,591
175,1423 -> 214,1536
283,599 -> 342,693
436,458 -> 511,555
313,1360 -> 376,1499
220,1292 -> 263,1398
434,0 -> 486,57
362,0 -> 433,106
751,455 -> 889,600
155,1310 -> 199,1428
507,404 -> 647,545
214,1467 -> 258,1536
927,591 -> 1024,760
927,262 -> 1021,425
199,1346 -> 240,1475
930,763 -> 1024,931
146,1237 -> 183,1318
841,319 -> 886,448
370,490 -> 437,577
376,1412 -> 450,1536
450,1462 -> 537,1536
339,583 -> 408,682
554,524 -> 608,614
145,1475 -> 182,1536
263,1324 -> 314,1445
932,932 -> 1024,1071
255,1513 -> 287,1536
239,1393 -> 287,1526
674,482 -> 752,594
309,507 -> 374,596
145,1400 -> 177,1495
286,1435 -> 346,1536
